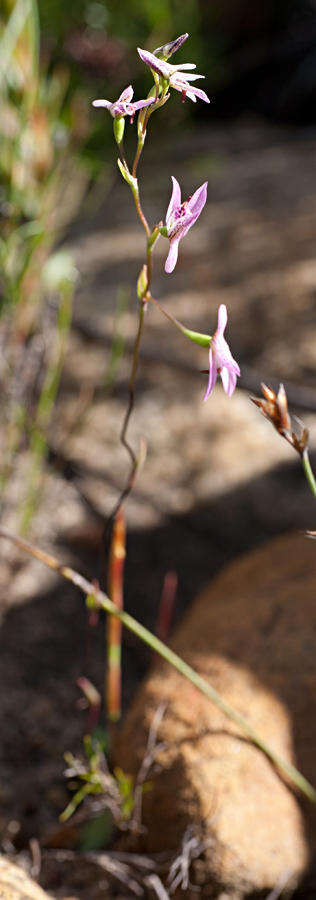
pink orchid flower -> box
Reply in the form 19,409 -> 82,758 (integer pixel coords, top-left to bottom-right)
92,85 -> 154,121
137,47 -> 210,104
204,305 -> 240,400
164,176 -> 208,273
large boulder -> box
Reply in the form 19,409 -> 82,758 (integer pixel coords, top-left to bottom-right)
0,855 -> 53,899
115,532 -> 316,896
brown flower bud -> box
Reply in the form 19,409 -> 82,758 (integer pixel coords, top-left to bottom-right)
251,382 -> 290,436
251,383 -> 309,457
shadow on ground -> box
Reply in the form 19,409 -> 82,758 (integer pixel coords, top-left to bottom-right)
0,451 -> 316,848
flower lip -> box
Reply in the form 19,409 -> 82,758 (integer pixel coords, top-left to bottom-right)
203,304 -> 240,400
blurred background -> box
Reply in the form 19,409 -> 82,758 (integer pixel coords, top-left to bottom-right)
1,0 -> 316,873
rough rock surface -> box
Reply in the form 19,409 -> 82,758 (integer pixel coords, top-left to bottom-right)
114,532 -> 316,896
0,855 -> 53,899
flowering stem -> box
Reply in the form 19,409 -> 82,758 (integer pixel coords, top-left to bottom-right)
112,164 -> 156,524
0,525 -> 315,805
301,448 -> 316,498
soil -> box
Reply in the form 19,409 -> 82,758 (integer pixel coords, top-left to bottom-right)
1,118 -> 316,897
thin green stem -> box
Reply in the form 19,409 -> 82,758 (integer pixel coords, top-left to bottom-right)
302,448 -> 316,498
132,81 -> 160,178
147,292 -> 211,348
132,138 -> 145,179
146,245 -> 153,289
117,140 -> 128,170
0,525 -> 315,805
130,182 -> 150,237
147,291 -> 189,335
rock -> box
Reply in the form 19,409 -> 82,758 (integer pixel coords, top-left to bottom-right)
114,532 -> 316,897
0,855 -> 53,898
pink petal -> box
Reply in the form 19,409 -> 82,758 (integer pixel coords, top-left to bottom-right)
174,72 -> 204,81
132,97 -> 155,111
217,304 -> 227,336
187,181 -> 208,220
220,366 -> 230,394
173,63 -> 196,71
165,237 -> 180,273
92,99 -> 112,109
203,348 -> 217,401
119,85 -> 134,102
227,370 -> 238,397
166,176 -> 181,224
189,86 -> 210,103
137,47 -> 170,78
185,91 -> 197,102
171,82 -> 210,103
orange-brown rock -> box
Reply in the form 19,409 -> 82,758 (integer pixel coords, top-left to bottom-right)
0,855 -> 53,899
115,532 -> 316,896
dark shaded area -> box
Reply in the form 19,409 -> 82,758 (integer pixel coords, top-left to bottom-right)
199,0 -> 316,122
39,0 -> 316,129
1,450 -> 316,847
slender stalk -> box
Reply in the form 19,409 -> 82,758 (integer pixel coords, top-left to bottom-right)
115,95 -> 165,523
112,177 -> 155,520
147,291 -> 210,347
104,300 -> 146,538
120,301 -> 145,468
0,524 -> 315,804
302,448 -> 316,498
130,182 -> 150,237
117,140 -> 128,170
132,138 -> 145,179
146,245 -> 153,288
132,82 -> 160,178
147,291 -> 186,334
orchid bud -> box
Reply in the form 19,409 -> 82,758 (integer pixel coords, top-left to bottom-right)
113,115 -> 125,146
117,158 -> 138,190
137,264 -> 148,299
179,326 -> 211,348
147,224 -> 161,250
154,33 -> 189,60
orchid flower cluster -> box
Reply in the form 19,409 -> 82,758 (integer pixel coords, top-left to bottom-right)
92,33 -> 240,492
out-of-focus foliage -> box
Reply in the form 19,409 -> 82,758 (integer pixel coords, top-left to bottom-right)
1,0 -> 315,533
0,0 -> 89,529
0,0 -> 88,310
